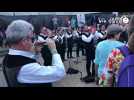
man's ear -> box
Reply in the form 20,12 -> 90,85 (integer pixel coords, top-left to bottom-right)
116,33 -> 121,40
20,39 -> 27,46
119,32 -> 121,37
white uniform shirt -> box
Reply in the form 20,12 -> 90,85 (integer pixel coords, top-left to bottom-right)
73,30 -> 80,38
82,33 -> 95,43
8,49 -> 66,83
66,32 -> 73,38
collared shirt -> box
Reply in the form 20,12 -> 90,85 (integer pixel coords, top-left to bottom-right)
99,48 -> 125,87
66,32 -> 73,38
73,31 -> 81,38
82,33 -> 94,43
8,49 -> 66,83
99,44 -> 128,87
9,49 -> 36,59
94,40 -> 124,78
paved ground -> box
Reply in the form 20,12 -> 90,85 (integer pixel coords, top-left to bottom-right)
53,56 -> 97,87
0,50 -> 98,87
0,67 -> 7,87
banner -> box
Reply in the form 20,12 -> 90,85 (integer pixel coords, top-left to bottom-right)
71,16 -> 77,28
77,14 -> 85,27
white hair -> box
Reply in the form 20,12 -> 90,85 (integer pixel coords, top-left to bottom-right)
5,20 -> 34,45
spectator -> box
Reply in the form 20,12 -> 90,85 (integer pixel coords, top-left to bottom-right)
94,24 -> 124,86
119,23 -> 128,43
99,15 -> 134,87
3,20 -> 66,87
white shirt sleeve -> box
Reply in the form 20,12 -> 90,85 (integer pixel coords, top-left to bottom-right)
53,35 -> 58,41
17,54 -> 66,83
95,32 -> 103,38
61,34 -> 64,39
82,34 -> 94,43
75,32 -> 79,38
66,33 -> 69,38
64,32 -> 67,38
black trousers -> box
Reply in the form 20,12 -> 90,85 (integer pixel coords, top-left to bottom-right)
0,38 -> 3,47
56,41 -> 66,61
67,41 -> 73,58
81,42 -> 85,55
81,46 -> 85,55
60,46 -> 66,61
76,39 -> 81,57
76,39 -> 86,57
85,46 -> 95,77
58,45 -> 66,61
92,46 -> 95,76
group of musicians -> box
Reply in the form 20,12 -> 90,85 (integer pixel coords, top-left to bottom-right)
36,25 -> 106,83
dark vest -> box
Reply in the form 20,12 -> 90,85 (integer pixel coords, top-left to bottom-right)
38,34 -> 48,40
67,32 -> 73,44
77,31 -> 82,38
81,33 -> 95,59
2,54 -> 52,87
38,35 -> 52,66
67,32 -> 73,38
82,32 -> 93,46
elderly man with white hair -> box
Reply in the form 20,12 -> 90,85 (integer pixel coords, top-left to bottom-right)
3,20 -> 66,87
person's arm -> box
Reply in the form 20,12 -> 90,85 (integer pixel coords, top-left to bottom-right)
95,64 -> 99,84
53,35 -> 58,41
75,32 -> 79,38
95,64 -> 98,76
18,54 -> 66,83
100,49 -> 123,87
82,34 -> 94,43
101,52 -> 115,87
94,44 -> 100,66
96,32 -> 104,39
18,39 -> 66,83
94,44 -> 101,85
61,34 -> 64,39
94,44 -> 100,77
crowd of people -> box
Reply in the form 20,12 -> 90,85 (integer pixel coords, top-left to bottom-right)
2,14 -> 134,87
